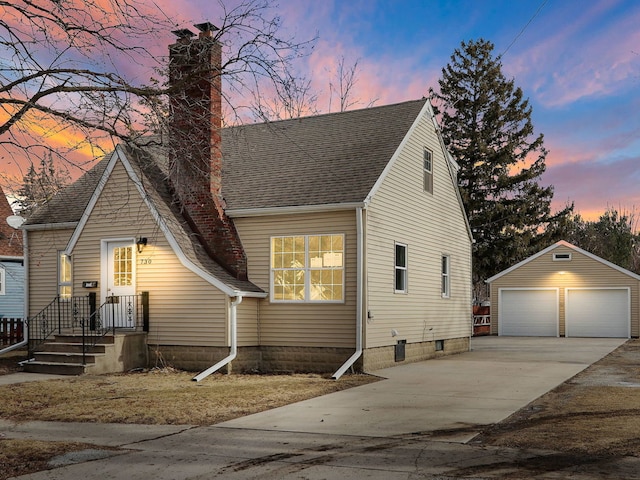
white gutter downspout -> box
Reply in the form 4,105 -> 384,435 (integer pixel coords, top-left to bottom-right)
192,294 -> 242,382
332,207 -> 364,380
0,229 -> 29,356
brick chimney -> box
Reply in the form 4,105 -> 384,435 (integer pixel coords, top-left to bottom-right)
168,22 -> 247,280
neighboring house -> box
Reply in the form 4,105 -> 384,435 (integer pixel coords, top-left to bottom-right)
487,240 -> 639,338
22,24 -> 473,377
0,185 -> 24,322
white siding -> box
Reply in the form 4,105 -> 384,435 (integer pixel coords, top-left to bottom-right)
365,110 -> 472,348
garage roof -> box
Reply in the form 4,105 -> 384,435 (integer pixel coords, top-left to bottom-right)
486,240 -> 640,283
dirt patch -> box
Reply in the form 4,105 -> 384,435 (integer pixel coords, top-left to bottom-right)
0,438 -> 121,480
0,351 -> 26,375
475,339 -> 640,457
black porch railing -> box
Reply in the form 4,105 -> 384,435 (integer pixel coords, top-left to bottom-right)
27,292 -> 149,364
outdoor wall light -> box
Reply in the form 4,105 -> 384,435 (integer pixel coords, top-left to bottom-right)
136,237 -> 148,253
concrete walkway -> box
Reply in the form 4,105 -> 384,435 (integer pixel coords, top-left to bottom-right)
2,337 -> 633,479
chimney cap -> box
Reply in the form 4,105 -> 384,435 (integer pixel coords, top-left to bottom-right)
172,28 -> 195,39
194,22 -> 220,33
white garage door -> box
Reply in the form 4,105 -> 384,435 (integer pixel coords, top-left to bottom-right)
499,289 -> 558,336
566,288 -> 630,338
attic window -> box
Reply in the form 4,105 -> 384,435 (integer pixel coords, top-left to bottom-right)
423,148 -> 433,194
553,252 -> 572,261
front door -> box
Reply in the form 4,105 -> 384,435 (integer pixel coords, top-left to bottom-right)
104,241 -> 136,328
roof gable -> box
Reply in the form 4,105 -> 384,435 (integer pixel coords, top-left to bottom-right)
486,240 -> 640,283
63,146 -> 264,296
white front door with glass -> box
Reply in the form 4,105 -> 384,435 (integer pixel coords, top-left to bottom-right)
103,240 -> 136,328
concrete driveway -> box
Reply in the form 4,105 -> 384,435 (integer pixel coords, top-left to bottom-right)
3,336 -> 632,479
218,336 -> 626,442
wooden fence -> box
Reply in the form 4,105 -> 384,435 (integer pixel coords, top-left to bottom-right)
0,318 -> 24,346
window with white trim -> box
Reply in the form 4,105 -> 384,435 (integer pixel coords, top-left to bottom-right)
395,243 -> 408,293
58,252 -> 72,300
271,234 -> 344,302
441,255 -> 450,298
553,252 -> 571,261
0,268 -> 5,295
423,148 -> 433,194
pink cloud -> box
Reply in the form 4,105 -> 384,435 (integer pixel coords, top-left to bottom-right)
505,1 -> 640,107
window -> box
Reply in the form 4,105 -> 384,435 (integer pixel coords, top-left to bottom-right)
58,252 -> 72,300
553,252 -> 571,261
441,255 -> 450,298
0,268 -> 5,295
395,243 -> 408,293
271,234 -> 344,302
423,148 -> 433,194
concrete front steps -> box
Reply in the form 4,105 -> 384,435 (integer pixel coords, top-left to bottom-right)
23,331 -> 148,375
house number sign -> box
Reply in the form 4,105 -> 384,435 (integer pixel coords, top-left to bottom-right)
139,258 -> 152,265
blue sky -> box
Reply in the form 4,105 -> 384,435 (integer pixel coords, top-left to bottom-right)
156,0 -> 640,220
4,0 -> 639,221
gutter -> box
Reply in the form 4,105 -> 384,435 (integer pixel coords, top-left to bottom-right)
0,230 -> 29,356
332,207 -> 364,380
192,294 -> 242,381
21,222 -> 79,231
226,202 -> 366,218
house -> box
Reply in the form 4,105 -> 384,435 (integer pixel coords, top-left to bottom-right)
21,24 -> 473,377
0,185 -> 25,346
487,240 -> 639,338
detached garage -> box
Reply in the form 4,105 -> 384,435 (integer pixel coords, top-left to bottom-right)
487,241 -> 637,338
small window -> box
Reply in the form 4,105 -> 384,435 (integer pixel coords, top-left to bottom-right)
435,339 -> 444,351
441,255 -> 450,298
553,252 -> 572,261
0,268 -> 5,295
423,148 -> 433,193
58,252 -> 72,300
395,243 -> 408,293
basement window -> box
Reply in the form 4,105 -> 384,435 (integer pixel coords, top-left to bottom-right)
435,339 -> 444,351
553,253 -> 572,261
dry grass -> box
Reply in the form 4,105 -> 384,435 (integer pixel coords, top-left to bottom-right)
0,365 -> 377,479
0,368 -> 377,425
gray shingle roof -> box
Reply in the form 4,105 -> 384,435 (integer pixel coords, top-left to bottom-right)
222,99 -> 427,210
23,100 -> 428,292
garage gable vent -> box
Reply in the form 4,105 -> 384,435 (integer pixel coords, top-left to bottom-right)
553,252 -> 572,261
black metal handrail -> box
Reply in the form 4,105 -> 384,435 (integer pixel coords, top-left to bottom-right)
27,292 -> 149,364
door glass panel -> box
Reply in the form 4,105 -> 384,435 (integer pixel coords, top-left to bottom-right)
113,246 -> 132,287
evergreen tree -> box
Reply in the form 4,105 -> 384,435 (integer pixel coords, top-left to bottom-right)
15,156 -> 70,217
433,39 -> 571,290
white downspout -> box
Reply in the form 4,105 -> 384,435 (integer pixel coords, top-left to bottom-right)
192,294 -> 242,382
332,207 -> 364,380
0,229 -> 29,356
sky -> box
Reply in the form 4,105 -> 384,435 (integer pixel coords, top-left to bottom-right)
3,0 -> 640,221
